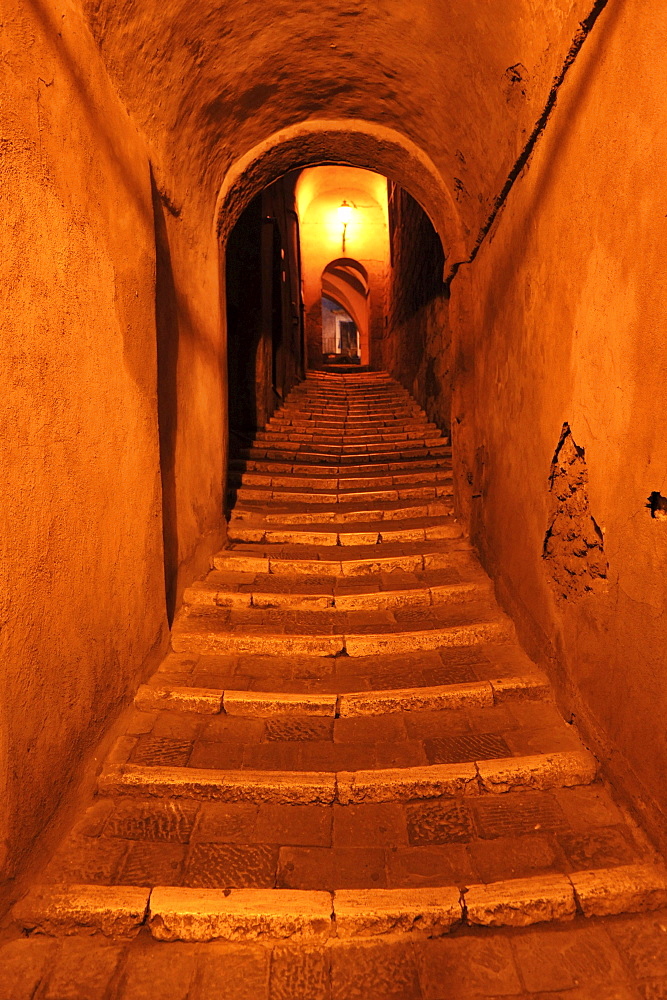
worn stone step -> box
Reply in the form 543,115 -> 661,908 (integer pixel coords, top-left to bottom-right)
134,673 -> 550,716
225,516 -> 461,547
261,423 -> 437,437
212,538 -> 468,575
281,405 -> 422,418
231,499 -> 454,524
17,865 -> 667,941
229,457 -> 452,477
228,470 -> 452,493
231,482 -> 453,505
267,417 -> 437,430
183,569 -> 487,612
241,440 -> 447,458
171,618 -> 513,658
97,749 -> 598,804
111,689 -> 584,779
153,638 -> 542,696
260,420 -> 439,434
235,450 -> 451,470
252,433 -> 443,449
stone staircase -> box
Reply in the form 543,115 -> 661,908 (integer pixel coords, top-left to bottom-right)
12,371 -> 667,950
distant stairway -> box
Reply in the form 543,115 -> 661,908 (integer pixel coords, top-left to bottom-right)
13,370 -> 667,948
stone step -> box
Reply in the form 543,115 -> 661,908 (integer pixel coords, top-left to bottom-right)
253,430 -> 443,445
212,538 -> 467,575
282,398 -> 417,405
235,445 -> 451,465
230,498 -> 454,524
263,420 -> 435,434
113,690 -> 580,786
16,864 -> 667,940
225,516 -> 461,548
171,607 -> 513,657
97,748 -> 598,804
183,566 -> 487,611
243,439 -> 447,456
133,673 -> 550,716
267,416 -> 437,430
228,469 -> 452,492
153,637 -> 543,695
229,457 -> 452,477
231,482 -> 453,505
281,403 -> 422,415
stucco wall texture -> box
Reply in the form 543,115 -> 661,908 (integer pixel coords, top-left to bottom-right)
0,0 -> 170,887
451,0 -> 667,848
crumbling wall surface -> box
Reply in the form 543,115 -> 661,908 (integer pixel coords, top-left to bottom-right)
543,423 -> 608,603
387,186 -> 451,433
0,0 -> 169,891
450,0 -> 667,843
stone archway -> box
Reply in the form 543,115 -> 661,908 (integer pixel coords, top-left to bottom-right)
213,118 -> 465,279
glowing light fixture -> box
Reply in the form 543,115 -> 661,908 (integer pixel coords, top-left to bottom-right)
337,199 -> 353,226
338,199 -> 354,250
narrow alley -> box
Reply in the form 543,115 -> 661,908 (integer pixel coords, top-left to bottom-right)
4,0 -> 667,996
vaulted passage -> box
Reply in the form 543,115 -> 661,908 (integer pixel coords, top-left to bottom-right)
5,0 -> 667,993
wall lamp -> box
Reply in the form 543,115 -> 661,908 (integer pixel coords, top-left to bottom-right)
337,199 -> 355,251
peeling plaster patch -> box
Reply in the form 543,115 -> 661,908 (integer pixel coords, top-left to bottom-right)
542,423 -> 607,602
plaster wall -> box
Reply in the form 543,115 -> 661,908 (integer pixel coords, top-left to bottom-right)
0,0 -> 169,889
450,0 -> 667,845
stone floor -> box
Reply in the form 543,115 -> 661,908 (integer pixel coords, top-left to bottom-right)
6,371 -> 667,997
4,912 -> 667,998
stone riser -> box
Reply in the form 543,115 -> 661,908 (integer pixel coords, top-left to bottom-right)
182,579 -> 488,612
231,501 -> 454,525
225,522 -> 462,547
18,864 -> 667,942
212,546 -> 465,576
267,417 -> 437,429
254,434 -> 443,447
229,470 -> 453,490
171,619 -> 514,658
231,485 -> 453,505
133,673 -> 549,717
236,452 -> 451,466
245,441 -> 447,457
96,747 -> 598,806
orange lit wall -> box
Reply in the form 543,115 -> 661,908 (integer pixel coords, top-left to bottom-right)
295,167 -> 389,367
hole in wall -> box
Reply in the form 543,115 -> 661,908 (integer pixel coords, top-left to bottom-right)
646,492 -> 667,520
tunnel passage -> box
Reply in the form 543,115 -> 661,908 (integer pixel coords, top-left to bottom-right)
321,259 -> 369,366
224,162 -> 452,452
10,4 -> 667,974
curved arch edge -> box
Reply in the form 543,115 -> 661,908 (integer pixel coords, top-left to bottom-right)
213,118 -> 466,279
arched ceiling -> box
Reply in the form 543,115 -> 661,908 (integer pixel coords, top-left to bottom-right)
79,0 -> 591,255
